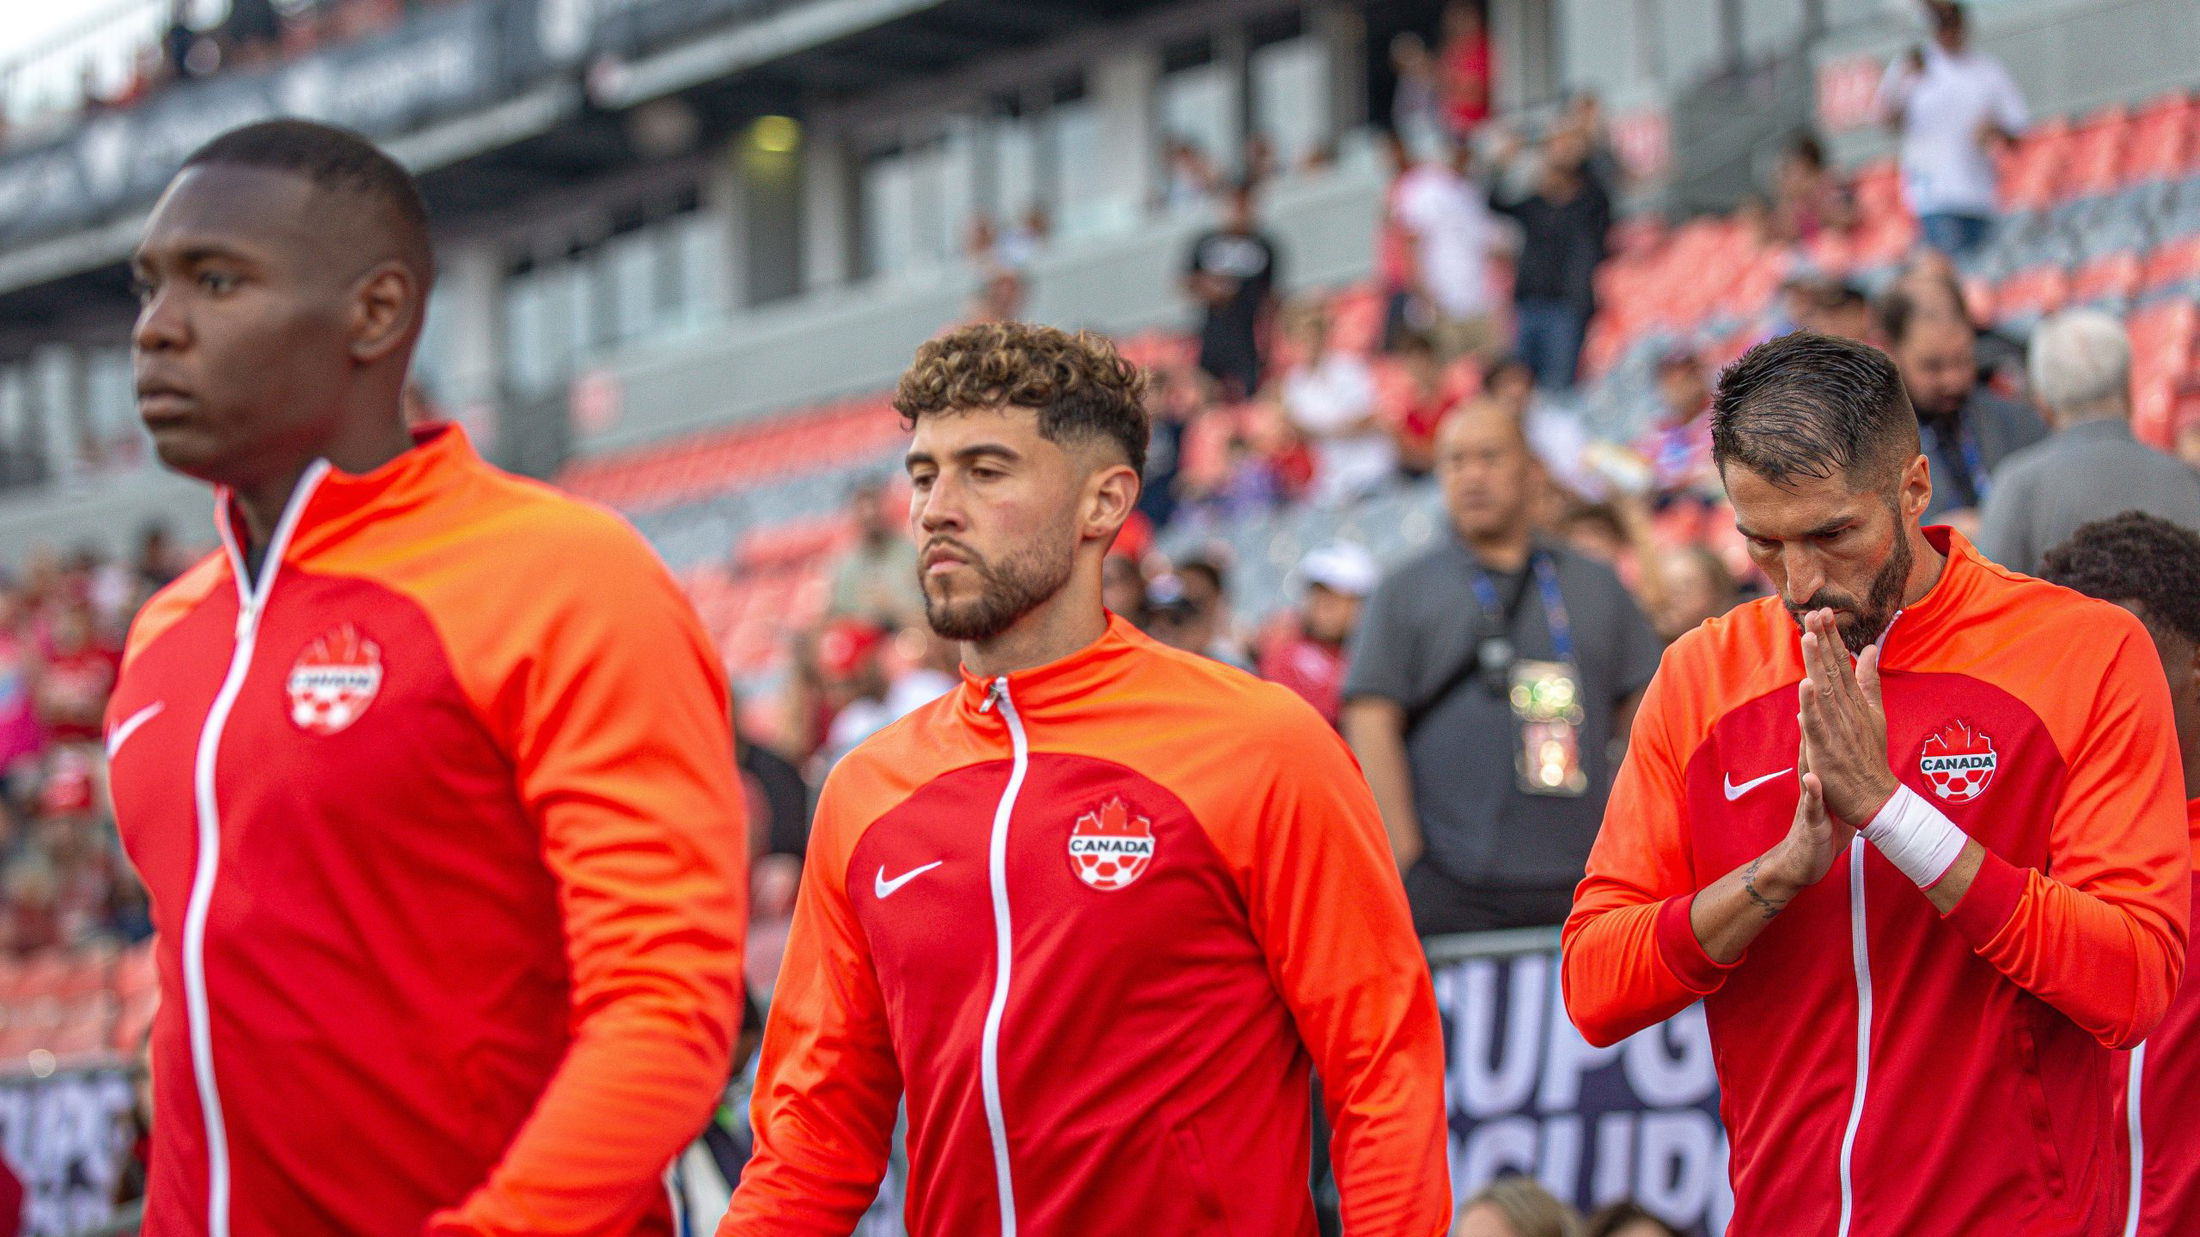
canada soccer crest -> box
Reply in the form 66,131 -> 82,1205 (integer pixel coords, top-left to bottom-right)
286,624 -> 384,736
1919,718 -> 1998,803
1067,797 -> 1156,891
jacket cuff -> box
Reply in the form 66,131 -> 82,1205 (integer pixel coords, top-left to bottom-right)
1942,847 -> 2027,947
1656,893 -> 1744,993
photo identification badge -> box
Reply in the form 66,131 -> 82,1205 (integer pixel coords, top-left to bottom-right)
1510,658 -> 1587,797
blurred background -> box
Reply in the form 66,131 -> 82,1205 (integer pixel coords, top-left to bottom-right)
0,0 -> 2195,1233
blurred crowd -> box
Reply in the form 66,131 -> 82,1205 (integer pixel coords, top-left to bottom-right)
0,528 -> 182,959
4,0 -> 462,145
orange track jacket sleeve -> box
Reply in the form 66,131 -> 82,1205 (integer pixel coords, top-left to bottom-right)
1234,717 -> 1452,1234
1561,650 -> 1730,1048
1941,622 -> 2190,1050
425,518 -> 748,1235
720,766 -> 904,1235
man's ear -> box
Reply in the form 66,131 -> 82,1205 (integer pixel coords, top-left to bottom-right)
349,260 -> 419,364
1898,453 -> 1933,522
1085,462 -> 1142,546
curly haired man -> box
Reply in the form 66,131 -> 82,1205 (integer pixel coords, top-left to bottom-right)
718,322 -> 1450,1237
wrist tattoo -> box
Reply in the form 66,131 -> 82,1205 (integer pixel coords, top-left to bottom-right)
1743,856 -> 1788,920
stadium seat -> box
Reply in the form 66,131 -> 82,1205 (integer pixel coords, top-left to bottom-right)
2069,252 -> 2143,308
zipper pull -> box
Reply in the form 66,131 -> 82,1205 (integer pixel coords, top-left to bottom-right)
235,599 -> 258,641
980,676 -> 1008,714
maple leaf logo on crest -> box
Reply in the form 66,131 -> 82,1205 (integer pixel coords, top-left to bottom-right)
1067,796 -> 1156,890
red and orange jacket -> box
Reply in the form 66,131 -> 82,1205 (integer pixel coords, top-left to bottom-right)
2116,796 -> 2200,1237
720,614 -> 1449,1236
1564,528 -> 2190,1236
107,426 -> 746,1237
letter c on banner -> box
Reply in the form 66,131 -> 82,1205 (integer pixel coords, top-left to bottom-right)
1633,1109 -> 1719,1225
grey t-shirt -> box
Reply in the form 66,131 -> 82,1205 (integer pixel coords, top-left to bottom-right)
1974,418 -> 2200,574
1343,536 -> 1662,888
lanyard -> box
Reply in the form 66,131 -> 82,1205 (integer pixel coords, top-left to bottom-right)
1469,551 -> 1573,665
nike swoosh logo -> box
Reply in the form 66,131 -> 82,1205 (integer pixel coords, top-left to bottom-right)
875,861 -> 944,899
1724,768 -> 1793,801
105,701 -> 165,761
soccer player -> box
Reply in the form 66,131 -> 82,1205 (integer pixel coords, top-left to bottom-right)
1563,333 -> 2189,1235
720,322 -> 1448,1236
110,120 -> 746,1234
2040,512 -> 2200,1237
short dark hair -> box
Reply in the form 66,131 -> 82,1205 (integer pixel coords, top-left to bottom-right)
1711,331 -> 1920,488
1585,1201 -> 1682,1237
181,119 -> 434,284
2039,511 -> 2200,645
894,322 -> 1149,476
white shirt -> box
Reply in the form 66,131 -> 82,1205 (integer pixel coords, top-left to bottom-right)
1393,163 -> 1500,319
1283,353 -> 1394,506
1875,43 -> 2028,218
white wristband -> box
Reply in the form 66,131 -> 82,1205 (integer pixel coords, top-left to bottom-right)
1860,784 -> 1968,888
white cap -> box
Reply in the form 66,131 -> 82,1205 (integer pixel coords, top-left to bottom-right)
1300,541 -> 1379,597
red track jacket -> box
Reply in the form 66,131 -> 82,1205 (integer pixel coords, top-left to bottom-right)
107,426 -> 746,1236
720,615 -> 1449,1236
1565,529 -> 2190,1235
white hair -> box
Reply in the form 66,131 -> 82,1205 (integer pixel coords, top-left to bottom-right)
2027,308 -> 2131,424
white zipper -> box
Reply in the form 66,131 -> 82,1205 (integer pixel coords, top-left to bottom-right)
976,676 -> 1028,1236
1835,840 -> 1871,1236
184,461 -> 330,1237
2124,1042 -> 2145,1237
1835,612 -> 1901,1236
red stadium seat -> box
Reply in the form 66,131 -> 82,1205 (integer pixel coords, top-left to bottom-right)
1997,120 -> 2072,212
1987,266 -> 2070,325
2121,93 -> 2195,185
1850,159 -> 1905,222
2060,109 -> 2130,202
2068,253 -> 2142,307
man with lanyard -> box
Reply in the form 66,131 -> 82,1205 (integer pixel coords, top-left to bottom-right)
1565,333 -> 2188,1233
1344,400 -> 1661,934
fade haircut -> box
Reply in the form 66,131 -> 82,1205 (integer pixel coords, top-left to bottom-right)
894,322 -> 1149,477
2039,511 -> 2200,645
181,119 -> 435,287
1711,331 -> 1920,491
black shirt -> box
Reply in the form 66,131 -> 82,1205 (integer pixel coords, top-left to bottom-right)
739,741 -> 813,858
1491,178 -> 1611,310
1185,228 -> 1280,371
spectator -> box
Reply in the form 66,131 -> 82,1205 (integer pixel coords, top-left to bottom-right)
814,617 -> 892,769
734,700 -> 812,861
1390,34 -> 1446,157
1874,1 -> 2027,258
1184,181 -> 1282,400
0,596 -> 41,794
1277,300 -> 1391,506
1161,136 -> 1221,214
1452,1176 -> 1582,1237
1781,275 -> 1873,342
1487,357 -> 1601,499
163,0 -> 204,83
1633,348 -> 1717,504
1490,126 -> 1612,391
1341,401 -> 1660,934
1101,553 -> 1150,626
2176,375 -> 2200,472
1582,1201 -> 1683,1237
1397,135 -> 1504,365
1770,132 -> 1856,243
1149,556 -> 1251,669
33,603 -> 115,750
825,479 -> 924,628
222,0 -> 284,67
1392,331 -> 1463,479
965,266 -> 1026,324
1561,91 -> 1624,195
1648,543 -> 1740,642
1877,284 -> 2047,526
1135,367 -> 1199,529
1438,2 -> 1493,141
1377,130 -> 1423,350
1976,309 -> 2200,573
1258,541 -> 1379,726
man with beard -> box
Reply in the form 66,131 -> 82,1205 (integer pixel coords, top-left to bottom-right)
1876,280 -> 2046,527
719,322 -> 1448,1236
1564,332 -> 2189,1235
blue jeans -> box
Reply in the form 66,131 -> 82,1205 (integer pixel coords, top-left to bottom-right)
1920,213 -> 1991,259
1514,299 -> 1587,391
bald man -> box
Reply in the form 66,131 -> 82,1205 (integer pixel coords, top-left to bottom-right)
112,119 -> 745,1236
1343,401 -> 1661,934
